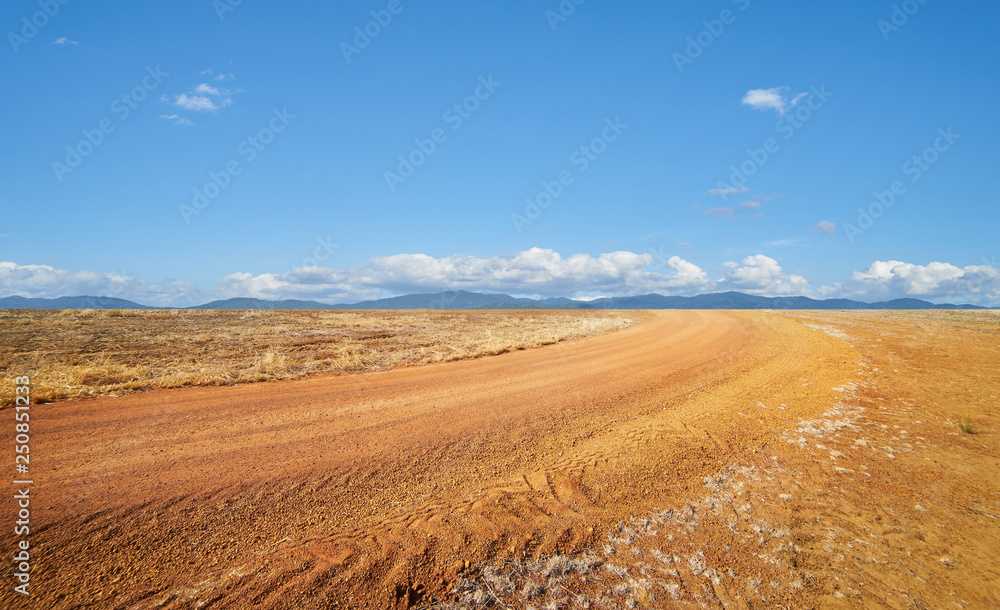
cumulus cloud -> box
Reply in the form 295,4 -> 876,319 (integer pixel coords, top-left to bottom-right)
216,248 -> 716,302
816,283 -> 841,297
844,261 -> 1000,303
175,92 -> 231,112
661,255 -> 712,288
5,254 -> 997,307
852,261 -> 964,293
0,262 -> 203,307
215,268 -> 370,303
368,248 -> 713,296
194,83 -> 222,96
741,87 -> 807,115
169,76 -> 235,114
721,255 -> 810,295
5,252 -> 716,306
738,200 -> 761,211
811,220 -> 836,235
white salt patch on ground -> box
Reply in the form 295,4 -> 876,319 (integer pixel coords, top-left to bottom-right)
803,323 -> 851,341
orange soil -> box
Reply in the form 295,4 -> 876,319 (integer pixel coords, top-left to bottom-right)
1,310 -> 997,608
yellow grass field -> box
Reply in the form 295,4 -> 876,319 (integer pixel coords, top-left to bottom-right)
0,308 -> 641,406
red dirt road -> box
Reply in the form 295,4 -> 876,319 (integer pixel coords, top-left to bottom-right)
3,311 -> 865,607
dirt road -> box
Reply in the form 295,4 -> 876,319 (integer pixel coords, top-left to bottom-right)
0,311 -> 919,607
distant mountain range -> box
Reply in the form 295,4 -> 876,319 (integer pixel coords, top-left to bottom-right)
2,291 -> 996,310
0,295 -> 157,310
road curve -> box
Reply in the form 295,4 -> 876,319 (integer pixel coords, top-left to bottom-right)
3,310 -> 858,609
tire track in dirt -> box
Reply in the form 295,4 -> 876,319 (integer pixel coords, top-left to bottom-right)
1,311 -> 859,609
443,311 -> 1000,609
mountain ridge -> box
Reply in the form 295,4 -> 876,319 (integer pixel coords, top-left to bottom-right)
1,290 -> 995,310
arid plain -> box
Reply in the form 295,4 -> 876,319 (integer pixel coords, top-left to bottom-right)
1,309 -> 997,608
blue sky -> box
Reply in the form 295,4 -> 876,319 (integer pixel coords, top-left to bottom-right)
2,0 -> 998,306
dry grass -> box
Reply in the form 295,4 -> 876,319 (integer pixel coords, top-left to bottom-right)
0,309 -> 641,407
439,553 -> 605,609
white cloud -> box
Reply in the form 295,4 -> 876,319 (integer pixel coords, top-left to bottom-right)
811,220 -> 836,235
217,248 -> 715,302
815,260 -> 1000,304
816,283 -> 841,297
160,114 -> 194,126
708,186 -> 749,196
661,255 -> 712,288
175,94 -> 218,112
216,269 -> 367,303
0,262 -> 203,307
851,261 -> 962,293
721,255 -> 810,295
6,255 -> 997,307
846,261 -> 999,302
194,83 -> 222,96
174,93 -> 230,112
7,252 -> 716,306
741,87 -> 807,115
738,200 -> 761,211
704,207 -> 736,217
170,76 -> 235,114
53,37 -> 78,45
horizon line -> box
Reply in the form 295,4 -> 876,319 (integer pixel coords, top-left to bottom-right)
1,290 -> 996,311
